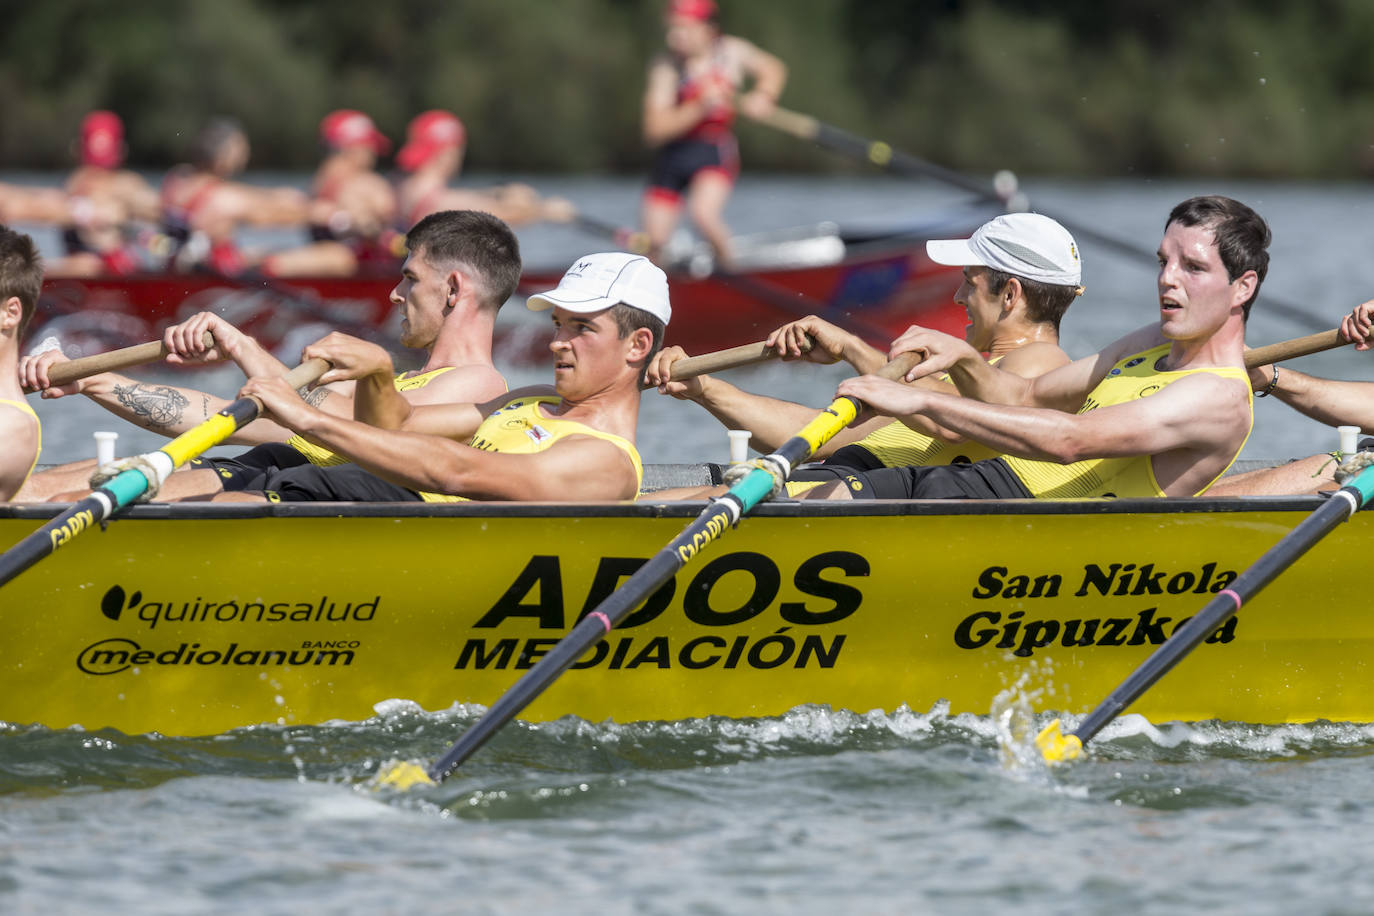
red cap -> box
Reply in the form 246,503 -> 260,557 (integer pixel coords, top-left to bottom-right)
396,110 -> 466,172
80,111 -> 125,168
668,0 -> 717,21
319,109 -> 391,154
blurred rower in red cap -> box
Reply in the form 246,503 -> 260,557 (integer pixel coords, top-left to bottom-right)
396,109 -> 573,229
641,0 -> 786,268
158,118 -> 309,275
43,111 -> 162,277
263,109 -> 399,277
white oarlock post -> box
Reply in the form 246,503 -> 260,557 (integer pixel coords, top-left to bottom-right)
727,429 -> 751,465
93,431 -> 118,467
1338,426 -> 1361,459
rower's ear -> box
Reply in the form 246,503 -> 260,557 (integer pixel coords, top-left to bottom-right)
1231,269 -> 1258,310
0,296 -> 21,334
444,269 -> 463,313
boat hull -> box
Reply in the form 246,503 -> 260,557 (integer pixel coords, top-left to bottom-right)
0,495 -> 1367,735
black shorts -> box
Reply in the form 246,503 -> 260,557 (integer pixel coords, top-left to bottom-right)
791,457 -> 1033,500
647,135 -> 739,201
187,442 -> 310,491
257,462 -> 422,503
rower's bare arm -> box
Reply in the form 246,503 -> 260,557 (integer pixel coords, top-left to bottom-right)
389,386 -> 550,441
838,370 -> 1246,465
400,436 -> 639,502
1253,366 -> 1374,429
18,348 -> 287,444
643,60 -> 709,146
0,407 -> 40,501
733,37 -> 787,120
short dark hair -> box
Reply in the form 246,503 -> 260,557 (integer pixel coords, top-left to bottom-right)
609,303 -> 666,386
0,225 -> 43,338
1166,196 -> 1270,321
192,118 -> 246,170
983,268 -> 1078,333
406,210 -> 522,310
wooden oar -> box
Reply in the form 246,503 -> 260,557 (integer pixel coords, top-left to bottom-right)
375,351 -> 924,789
753,105 -> 1334,336
639,337 -> 814,390
1244,328 -> 1343,368
23,332 -> 216,391
0,357 -> 329,590
1037,462 -> 1374,763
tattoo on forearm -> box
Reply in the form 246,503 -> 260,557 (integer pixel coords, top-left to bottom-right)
202,394 -> 212,421
112,383 -> 190,429
304,388 -> 332,409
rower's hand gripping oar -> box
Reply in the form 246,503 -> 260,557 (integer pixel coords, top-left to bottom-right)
376,352 -> 923,790
23,332 -> 217,392
0,357 -> 330,590
1036,463 -> 1374,764
639,336 -> 815,390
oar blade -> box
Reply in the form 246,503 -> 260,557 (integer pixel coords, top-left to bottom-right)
372,760 -> 436,791
1034,719 -> 1082,764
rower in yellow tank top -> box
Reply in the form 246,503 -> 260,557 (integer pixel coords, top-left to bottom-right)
286,366 -> 462,466
0,398 -> 41,489
1003,343 -> 1252,498
419,395 -> 643,503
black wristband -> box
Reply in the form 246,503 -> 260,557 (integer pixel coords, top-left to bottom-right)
1255,364 -> 1280,398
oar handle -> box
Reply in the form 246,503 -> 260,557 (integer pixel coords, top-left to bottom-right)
753,106 -> 820,140
279,358 -> 333,392
36,332 -> 216,389
643,337 -> 816,389
1244,329 -> 1344,368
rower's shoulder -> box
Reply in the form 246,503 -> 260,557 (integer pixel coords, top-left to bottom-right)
401,363 -> 507,405
995,340 -> 1071,377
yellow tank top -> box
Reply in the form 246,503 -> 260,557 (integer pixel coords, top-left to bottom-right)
287,367 -> 458,466
419,395 -> 644,503
1002,343 -> 1252,498
0,398 -> 41,486
849,356 -> 1007,468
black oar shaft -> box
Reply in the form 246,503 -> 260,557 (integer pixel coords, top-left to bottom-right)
428,499 -> 741,781
1072,483 -> 1368,747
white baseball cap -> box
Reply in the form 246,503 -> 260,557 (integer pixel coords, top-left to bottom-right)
926,213 -> 1082,287
526,252 -> 672,325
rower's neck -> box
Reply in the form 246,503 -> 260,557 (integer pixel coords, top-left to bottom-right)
1164,322 -> 1247,371
985,322 -> 1058,358
422,306 -> 498,374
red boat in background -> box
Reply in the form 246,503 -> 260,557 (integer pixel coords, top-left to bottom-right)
29,204 -> 992,362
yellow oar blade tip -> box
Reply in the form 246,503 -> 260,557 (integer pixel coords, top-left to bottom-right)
1034,719 -> 1083,765
371,759 -> 435,791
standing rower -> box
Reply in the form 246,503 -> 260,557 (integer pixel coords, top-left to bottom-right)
641,0 -> 786,268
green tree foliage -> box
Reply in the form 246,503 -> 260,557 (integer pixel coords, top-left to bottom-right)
1,0 -> 1372,177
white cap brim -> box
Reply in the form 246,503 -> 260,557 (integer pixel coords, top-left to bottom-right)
526,290 -> 617,313
926,238 -> 983,267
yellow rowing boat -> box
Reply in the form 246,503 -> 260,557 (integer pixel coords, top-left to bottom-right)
0,490 -> 1367,735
